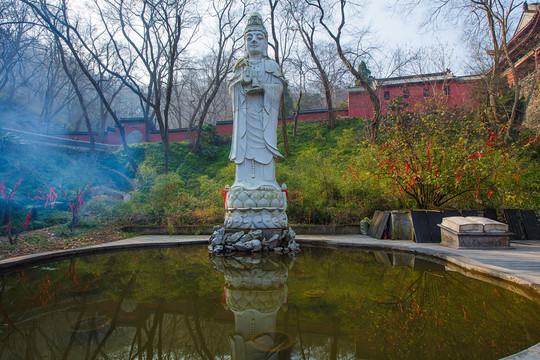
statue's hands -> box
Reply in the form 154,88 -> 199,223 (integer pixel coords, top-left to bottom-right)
246,85 -> 264,95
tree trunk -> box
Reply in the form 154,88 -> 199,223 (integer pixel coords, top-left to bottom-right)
57,38 -> 95,162
269,0 -> 290,156
323,81 -> 336,130
293,90 -> 303,137
160,128 -> 169,173
504,52 -> 522,136
280,94 -> 291,155
309,45 -> 335,130
507,82 -> 522,136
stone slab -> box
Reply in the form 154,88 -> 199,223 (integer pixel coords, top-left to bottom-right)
368,211 -> 390,239
427,211 -> 443,243
410,210 -> 431,243
439,223 -> 511,249
466,216 -> 509,232
441,216 -> 484,233
521,210 -> 540,240
505,209 -> 526,240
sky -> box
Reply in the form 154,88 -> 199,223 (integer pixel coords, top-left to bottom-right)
364,1 -> 469,75
74,0 -> 474,77
366,2 -> 456,48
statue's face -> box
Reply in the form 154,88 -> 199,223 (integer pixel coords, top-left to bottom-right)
245,30 -> 266,57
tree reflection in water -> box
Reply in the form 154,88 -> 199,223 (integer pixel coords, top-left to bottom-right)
0,246 -> 538,359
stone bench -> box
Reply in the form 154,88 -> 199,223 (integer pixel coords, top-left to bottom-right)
438,216 -> 512,249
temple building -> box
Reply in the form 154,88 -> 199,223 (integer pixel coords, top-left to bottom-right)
348,2 -> 540,120
503,2 -> 540,85
347,71 -> 482,119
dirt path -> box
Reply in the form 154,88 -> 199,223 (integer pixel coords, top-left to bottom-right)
0,225 -> 131,260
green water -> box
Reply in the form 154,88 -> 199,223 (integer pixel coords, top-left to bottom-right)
0,245 -> 538,359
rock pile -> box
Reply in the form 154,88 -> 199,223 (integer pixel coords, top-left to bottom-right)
208,226 -> 300,254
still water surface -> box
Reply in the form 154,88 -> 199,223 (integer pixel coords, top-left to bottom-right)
0,245 -> 539,359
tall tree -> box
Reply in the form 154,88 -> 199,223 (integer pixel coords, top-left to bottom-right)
21,0 -> 139,172
85,38 -> 125,142
398,0 -> 523,135
35,39 -> 73,133
0,0 -> 35,94
268,0 -> 296,155
287,0 -> 337,130
188,0 -> 248,152
289,52 -> 307,136
55,37 -> 95,160
306,0 -> 381,140
95,0 -> 200,172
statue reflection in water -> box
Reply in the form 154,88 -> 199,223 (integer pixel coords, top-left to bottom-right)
212,254 -> 295,360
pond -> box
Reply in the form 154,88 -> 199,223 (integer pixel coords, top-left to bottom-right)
0,245 -> 538,359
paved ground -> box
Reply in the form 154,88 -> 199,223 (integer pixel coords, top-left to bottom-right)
0,234 -> 539,359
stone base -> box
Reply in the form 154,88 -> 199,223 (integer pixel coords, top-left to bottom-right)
224,186 -> 288,229
439,224 -> 512,249
438,217 -> 512,249
208,226 -> 300,254
224,209 -> 288,229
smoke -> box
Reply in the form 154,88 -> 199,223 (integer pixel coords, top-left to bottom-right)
0,125 -> 133,234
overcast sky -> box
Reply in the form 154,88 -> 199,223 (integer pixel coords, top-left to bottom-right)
365,1 -> 468,75
367,2 -> 457,49
74,0 -> 522,77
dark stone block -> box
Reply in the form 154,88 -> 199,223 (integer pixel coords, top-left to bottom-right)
368,211 -> 390,239
411,211 -> 431,243
426,211 -> 443,243
461,210 -> 481,217
442,210 -> 461,218
521,210 -> 540,240
483,209 -> 498,221
503,209 -> 526,240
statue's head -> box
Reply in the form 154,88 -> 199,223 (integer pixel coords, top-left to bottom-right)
244,12 -> 268,58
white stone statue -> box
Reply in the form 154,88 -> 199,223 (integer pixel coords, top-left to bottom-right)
229,12 -> 286,190
224,13 -> 288,230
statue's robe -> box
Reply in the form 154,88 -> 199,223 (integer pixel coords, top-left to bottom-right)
228,58 -> 286,189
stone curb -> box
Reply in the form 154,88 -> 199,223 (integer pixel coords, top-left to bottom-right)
500,343 -> 540,360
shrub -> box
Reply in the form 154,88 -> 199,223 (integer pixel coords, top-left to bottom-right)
372,97 -> 529,209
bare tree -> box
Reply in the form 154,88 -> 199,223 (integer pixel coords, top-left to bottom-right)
21,0 -> 139,172
0,0 -> 36,94
55,37 -> 95,160
93,0 -> 200,172
287,0 -> 337,130
486,0 -> 522,135
35,40 -> 73,133
187,0 -> 247,152
398,0 -> 523,135
87,39 -> 126,142
289,53 -> 307,136
304,0 -> 383,140
268,0 -> 297,155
